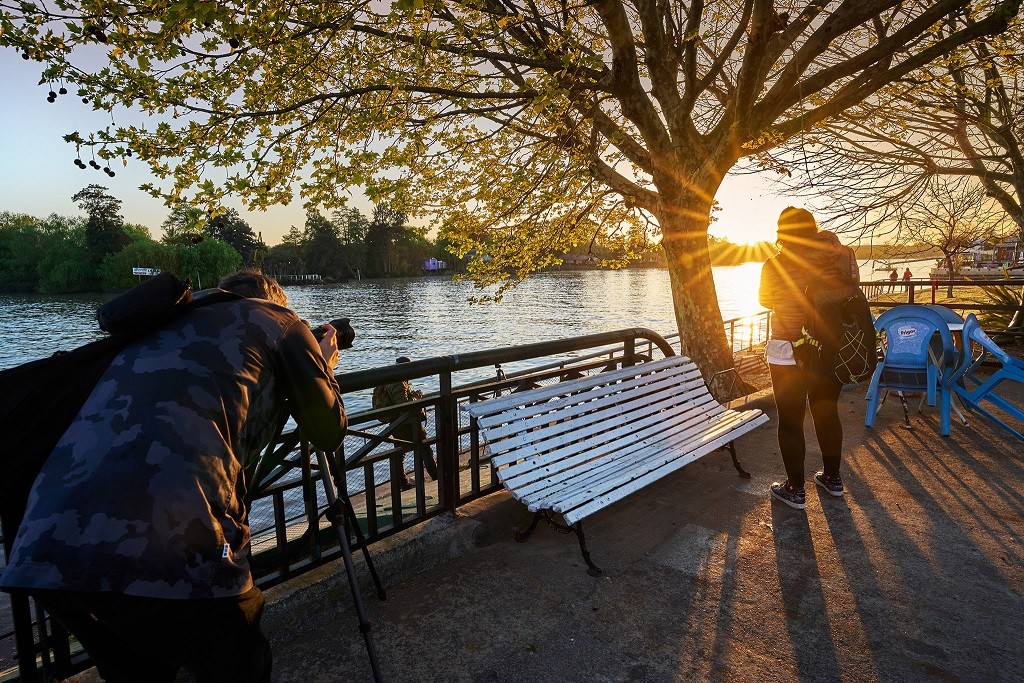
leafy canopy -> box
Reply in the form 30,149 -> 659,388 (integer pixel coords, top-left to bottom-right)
5,1 -> 1018,282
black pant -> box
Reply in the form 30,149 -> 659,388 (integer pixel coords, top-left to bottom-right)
391,420 -> 439,482
28,586 -> 271,682
769,363 -> 844,488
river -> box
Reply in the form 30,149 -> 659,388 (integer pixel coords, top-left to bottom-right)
0,259 -> 907,378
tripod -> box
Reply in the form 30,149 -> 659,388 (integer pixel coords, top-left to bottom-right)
313,445 -> 388,682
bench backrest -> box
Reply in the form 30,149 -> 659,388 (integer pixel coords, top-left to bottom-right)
464,356 -> 734,480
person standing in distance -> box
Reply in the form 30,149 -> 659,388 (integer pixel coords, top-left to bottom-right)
372,356 -> 440,489
0,269 -> 346,682
758,208 -> 857,510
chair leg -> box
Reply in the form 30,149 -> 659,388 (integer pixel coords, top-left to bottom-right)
950,394 -> 969,426
898,391 -> 912,429
865,389 -> 882,428
939,390 -> 951,437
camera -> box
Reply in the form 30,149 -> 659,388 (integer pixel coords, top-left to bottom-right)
311,318 -> 355,349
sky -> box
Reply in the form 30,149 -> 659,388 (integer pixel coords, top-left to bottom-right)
0,48 -> 795,247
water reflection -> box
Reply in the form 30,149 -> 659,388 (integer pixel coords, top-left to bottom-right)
0,293 -> 111,368
0,267 -> 771,374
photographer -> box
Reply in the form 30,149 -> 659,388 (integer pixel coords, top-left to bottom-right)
0,269 -> 345,682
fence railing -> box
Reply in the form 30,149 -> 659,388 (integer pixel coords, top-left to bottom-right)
2,328 -> 677,681
1,308 -> 780,681
862,278 -> 1024,340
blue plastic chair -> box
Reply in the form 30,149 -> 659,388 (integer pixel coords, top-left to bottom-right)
949,314 -> 1024,441
923,304 -> 966,326
865,305 -> 960,435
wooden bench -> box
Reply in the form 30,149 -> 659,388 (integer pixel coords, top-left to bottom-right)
463,355 -> 769,575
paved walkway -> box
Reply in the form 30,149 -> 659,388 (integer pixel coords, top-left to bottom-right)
78,384 -> 1024,682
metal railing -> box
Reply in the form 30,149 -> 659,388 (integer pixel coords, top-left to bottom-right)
863,278 -> 1024,340
1,309 -> 779,681
2,327 -> 674,682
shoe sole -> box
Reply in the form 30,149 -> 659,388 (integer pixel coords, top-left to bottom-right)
770,487 -> 806,510
814,477 -> 845,497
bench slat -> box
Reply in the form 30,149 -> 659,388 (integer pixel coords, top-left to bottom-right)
472,362 -> 705,438
464,356 -> 693,420
484,375 -> 713,466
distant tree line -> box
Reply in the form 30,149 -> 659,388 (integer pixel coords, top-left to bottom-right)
263,204 -> 447,281
0,185 -> 244,293
0,187 -> 454,294
1,183 -> 805,295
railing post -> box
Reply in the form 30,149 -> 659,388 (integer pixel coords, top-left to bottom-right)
438,372 -> 459,512
623,337 -> 636,367
12,593 -> 40,682
908,283 -> 915,304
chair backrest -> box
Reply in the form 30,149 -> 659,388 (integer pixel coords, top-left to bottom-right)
924,304 -> 965,325
874,305 -> 956,370
962,313 -> 1013,365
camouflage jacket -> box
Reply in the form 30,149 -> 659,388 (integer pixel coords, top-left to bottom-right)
0,298 -> 345,599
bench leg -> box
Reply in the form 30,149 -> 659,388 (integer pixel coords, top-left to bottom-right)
515,511 -> 603,576
571,522 -> 603,577
723,441 -> 751,479
514,510 -> 544,542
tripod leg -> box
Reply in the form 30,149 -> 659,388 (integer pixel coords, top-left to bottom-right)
317,451 -> 385,683
341,491 -> 387,600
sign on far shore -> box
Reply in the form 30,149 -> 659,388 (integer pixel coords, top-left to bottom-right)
132,267 -> 161,276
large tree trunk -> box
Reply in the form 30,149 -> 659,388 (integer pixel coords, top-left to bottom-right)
658,193 -> 737,397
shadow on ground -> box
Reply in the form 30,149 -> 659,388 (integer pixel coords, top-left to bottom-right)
75,382 -> 1024,683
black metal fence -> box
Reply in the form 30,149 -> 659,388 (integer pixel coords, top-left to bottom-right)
0,327 -> 676,682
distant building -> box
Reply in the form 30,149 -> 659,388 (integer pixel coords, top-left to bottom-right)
423,257 -> 448,273
560,254 -> 598,268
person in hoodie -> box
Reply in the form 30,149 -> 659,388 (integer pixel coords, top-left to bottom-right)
0,269 -> 346,682
758,208 -> 858,510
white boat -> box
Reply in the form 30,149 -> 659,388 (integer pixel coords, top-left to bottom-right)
929,263 -> 1024,280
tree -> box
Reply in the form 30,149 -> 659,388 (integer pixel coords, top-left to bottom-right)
896,177 -> 1016,296
174,238 -> 242,290
160,206 -> 207,245
5,1 -> 1020,380
264,225 -> 306,277
772,20 -> 1024,239
36,224 -> 92,294
71,185 -> 130,277
98,238 -> 176,290
365,204 -> 408,277
204,208 -> 266,266
331,207 -> 370,278
302,209 -> 346,279
0,213 -> 47,290
263,243 -> 304,279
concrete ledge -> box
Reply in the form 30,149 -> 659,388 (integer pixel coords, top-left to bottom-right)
263,490 -> 531,619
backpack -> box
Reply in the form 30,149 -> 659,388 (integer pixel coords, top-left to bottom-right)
0,273 -> 239,552
793,262 -> 877,385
